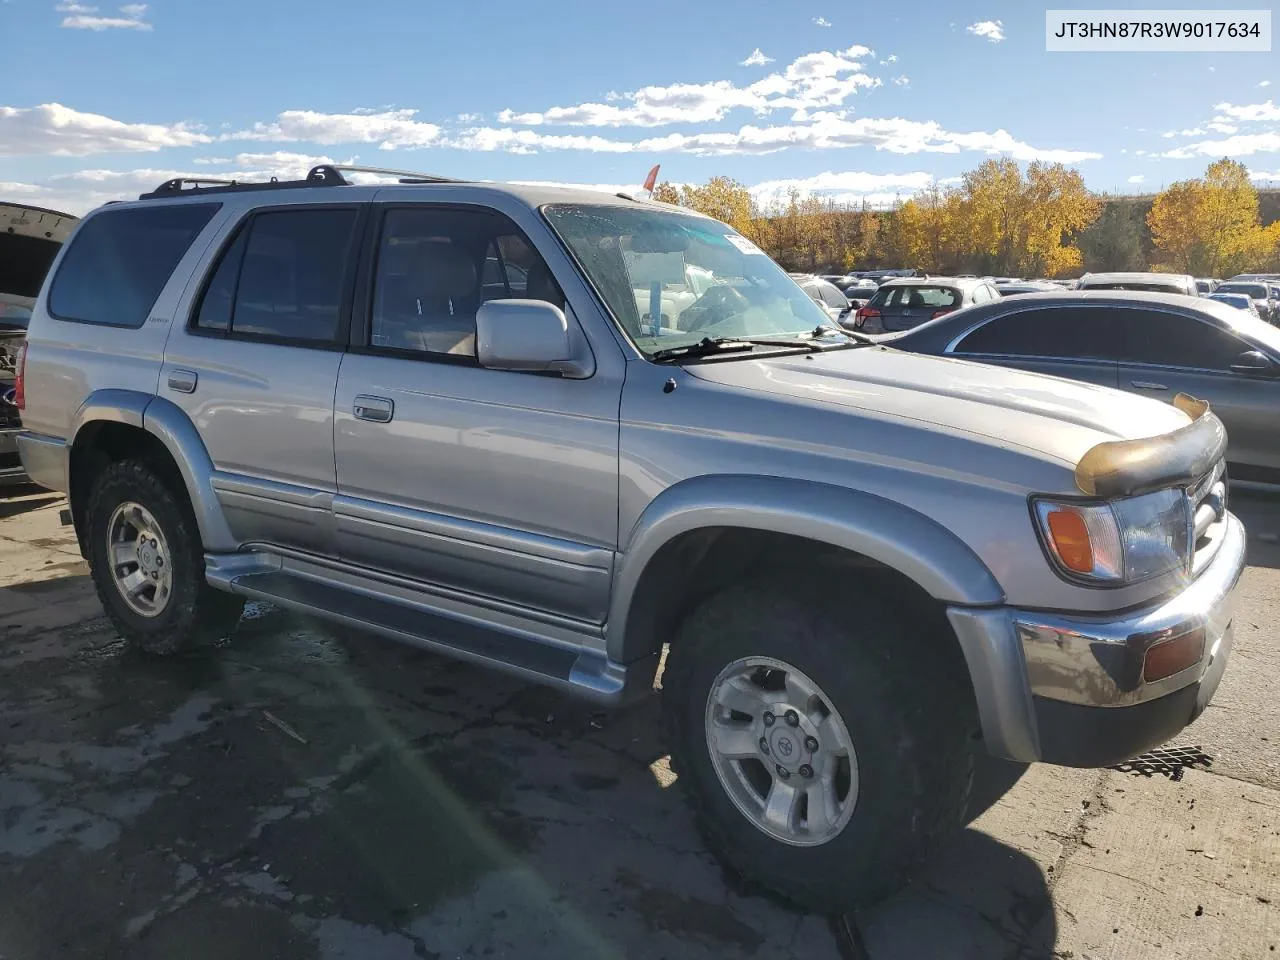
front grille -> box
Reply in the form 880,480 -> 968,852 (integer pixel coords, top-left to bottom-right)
1189,460 -> 1228,574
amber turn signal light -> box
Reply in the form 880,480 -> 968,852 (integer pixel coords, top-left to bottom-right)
1143,628 -> 1206,683
1045,509 -> 1094,574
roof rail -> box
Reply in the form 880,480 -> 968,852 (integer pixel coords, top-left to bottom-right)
138,165 -> 347,200
137,163 -> 461,201
319,164 -> 462,184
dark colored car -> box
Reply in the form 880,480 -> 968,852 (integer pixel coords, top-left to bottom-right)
886,290 -> 1280,484
1213,281 -> 1279,323
1,201 -> 80,487
853,276 -> 1001,333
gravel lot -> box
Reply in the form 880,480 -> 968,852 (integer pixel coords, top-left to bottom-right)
0,487 -> 1277,960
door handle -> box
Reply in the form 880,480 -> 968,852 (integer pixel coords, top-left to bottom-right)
1130,380 -> 1168,391
353,395 -> 394,423
167,369 -> 198,393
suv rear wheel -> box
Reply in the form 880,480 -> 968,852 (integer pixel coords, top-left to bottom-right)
663,577 -> 976,913
85,458 -> 244,654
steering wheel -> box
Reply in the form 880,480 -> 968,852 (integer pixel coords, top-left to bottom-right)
681,285 -> 751,332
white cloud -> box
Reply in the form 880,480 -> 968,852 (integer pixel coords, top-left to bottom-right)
1207,121 -> 1238,134
884,54 -> 898,63
1208,66 -> 1216,73
1260,80 -> 1272,88
497,46 -> 879,129
748,169 -> 933,207
61,2 -> 150,29
1127,174 -> 1145,184
0,102 -> 209,156
740,48 -> 774,67
892,76 -> 910,87
0,180 -> 48,196
966,20 -> 1005,42
813,16 -> 832,27
1163,131 -> 1280,159
449,114 -> 1100,162
1162,127 -> 1205,138
1250,169 -> 1280,181
1213,99 -> 1280,122
224,108 -> 441,150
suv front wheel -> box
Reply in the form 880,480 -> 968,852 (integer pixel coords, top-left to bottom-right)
663,577 -> 977,913
85,458 -> 244,654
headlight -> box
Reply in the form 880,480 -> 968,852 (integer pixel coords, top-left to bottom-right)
1032,488 -> 1191,585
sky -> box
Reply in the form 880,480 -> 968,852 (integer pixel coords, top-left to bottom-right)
1,0 -> 1277,215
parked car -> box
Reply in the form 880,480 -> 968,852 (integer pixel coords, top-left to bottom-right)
797,276 -> 853,324
1,201 -> 79,488
1076,272 -> 1199,297
1209,292 -> 1264,318
995,282 -> 1061,297
16,167 -> 1240,912
853,276 -> 1001,333
887,290 -> 1280,484
1196,278 -> 1221,295
1226,273 -> 1280,283
1213,281 -> 1279,323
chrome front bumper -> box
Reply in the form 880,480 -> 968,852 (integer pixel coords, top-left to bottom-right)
950,513 -> 1244,766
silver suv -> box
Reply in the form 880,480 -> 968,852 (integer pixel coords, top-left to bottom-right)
15,165 -> 1242,913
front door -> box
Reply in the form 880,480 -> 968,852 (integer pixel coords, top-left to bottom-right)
161,204 -> 365,556
1112,307 -> 1280,480
332,204 -> 622,622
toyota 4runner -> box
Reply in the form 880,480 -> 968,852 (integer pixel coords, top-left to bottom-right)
14,166 -> 1243,912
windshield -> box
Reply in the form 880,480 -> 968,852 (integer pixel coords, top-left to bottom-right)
542,204 -> 829,357
1216,283 -> 1268,298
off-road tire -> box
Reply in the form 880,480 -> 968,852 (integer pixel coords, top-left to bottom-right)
663,576 -> 977,913
85,458 -> 243,654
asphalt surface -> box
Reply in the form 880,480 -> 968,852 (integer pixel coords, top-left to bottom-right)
0,487 -> 1276,960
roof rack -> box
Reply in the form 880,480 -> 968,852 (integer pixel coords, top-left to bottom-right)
138,163 -> 461,200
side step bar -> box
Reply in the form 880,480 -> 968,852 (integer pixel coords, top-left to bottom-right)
227,569 -> 632,704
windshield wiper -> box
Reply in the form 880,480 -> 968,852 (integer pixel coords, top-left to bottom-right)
813,324 -> 876,345
650,336 -> 825,363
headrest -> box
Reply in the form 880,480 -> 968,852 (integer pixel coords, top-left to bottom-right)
416,243 -> 477,301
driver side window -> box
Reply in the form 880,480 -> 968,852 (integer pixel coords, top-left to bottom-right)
369,208 -> 562,358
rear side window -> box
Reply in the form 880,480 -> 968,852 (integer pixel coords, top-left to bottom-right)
955,307 -> 1119,360
194,208 -> 359,343
49,204 -> 218,328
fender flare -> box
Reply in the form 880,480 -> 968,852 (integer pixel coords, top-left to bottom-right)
69,390 -> 236,551
606,474 -> 1005,664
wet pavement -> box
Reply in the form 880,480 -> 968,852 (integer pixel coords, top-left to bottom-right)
1,488 -> 1277,959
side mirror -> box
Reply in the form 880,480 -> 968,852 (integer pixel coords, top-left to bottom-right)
1229,349 -> 1277,376
475,300 -> 593,378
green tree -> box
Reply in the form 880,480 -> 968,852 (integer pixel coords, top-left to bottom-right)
1080,199 -> 1146,272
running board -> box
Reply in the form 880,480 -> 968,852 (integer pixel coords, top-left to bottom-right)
226,568 -> 631,704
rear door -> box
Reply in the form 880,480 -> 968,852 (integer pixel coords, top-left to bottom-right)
1110,307 -> 1279,480
160,203 -> 366,557
949,306 -> 1120,388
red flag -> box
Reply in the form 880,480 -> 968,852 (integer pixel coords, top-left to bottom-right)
643,164 -> 661,194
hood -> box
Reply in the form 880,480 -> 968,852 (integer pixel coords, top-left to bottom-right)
0,202 -> 79,323
684,345 -> 1190,470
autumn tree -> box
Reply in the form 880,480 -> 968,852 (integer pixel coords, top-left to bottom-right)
1149,159 -> 1278,276
1079,200 -> 1146,272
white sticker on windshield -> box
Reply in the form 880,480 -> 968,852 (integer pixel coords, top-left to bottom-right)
725,233 -> 764,255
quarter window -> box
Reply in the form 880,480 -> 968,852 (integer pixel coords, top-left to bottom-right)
50,203 -> 219,328
194,208 -> 358,342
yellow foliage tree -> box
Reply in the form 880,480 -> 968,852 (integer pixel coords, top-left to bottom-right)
1149,159 -> 1276,276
